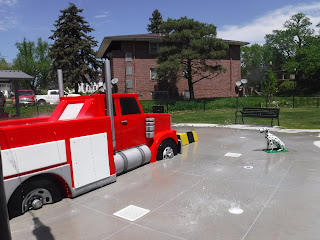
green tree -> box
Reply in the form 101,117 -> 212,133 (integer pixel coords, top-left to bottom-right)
147,9 -> 164,33
288,36 -> 320,94
284,13 -> 314,48
241,44 -> 269,89
262,68 -> 277,106
278,80 -> 295,96
49,3 -> 101,93
265,13 -> 316,92
0,54 -> 11,69
35,38 -> 52,90
157,17 -> 228,99
13,38 -> 51,92
265,13 -> 313,60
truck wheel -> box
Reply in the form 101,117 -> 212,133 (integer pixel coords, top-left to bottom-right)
8,178 -> 62,219
37,99 -> 46,106
157,139 -> 178,160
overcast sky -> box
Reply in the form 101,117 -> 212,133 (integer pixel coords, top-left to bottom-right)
1,0 -> 320,62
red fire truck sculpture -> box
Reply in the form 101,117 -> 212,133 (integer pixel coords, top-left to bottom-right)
1,61 -> 181,218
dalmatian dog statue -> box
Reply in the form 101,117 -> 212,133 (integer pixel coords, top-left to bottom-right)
260,127 -> 285,151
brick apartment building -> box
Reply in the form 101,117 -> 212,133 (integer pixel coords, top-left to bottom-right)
96,33 -> 248,100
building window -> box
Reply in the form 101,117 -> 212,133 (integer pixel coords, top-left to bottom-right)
149,42 -> 158,54
126,79 -> 133,89
150,68 -> 157,80
0,83 -> 9,88
125,52 -> 132,62
126,66 -> 133,75
149,42 -> 166,54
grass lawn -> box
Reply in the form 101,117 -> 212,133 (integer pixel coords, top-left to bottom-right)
4,104 -> 57,118
3,100 -> 319,129
172,108 -> 320,129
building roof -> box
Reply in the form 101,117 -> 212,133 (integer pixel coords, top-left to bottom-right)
96,33 -> 249,58
0,70 -> 34,80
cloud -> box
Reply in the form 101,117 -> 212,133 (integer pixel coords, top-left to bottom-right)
0,0 -> 17,6
0,14 -> 17,31
218,2 -> 320,44
0,0 -> 17,30
0,16 -> 17,30
94,11 -> 109,18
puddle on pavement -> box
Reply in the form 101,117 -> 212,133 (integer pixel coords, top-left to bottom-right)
244,166 -> 253,169
228,204 -> 244,214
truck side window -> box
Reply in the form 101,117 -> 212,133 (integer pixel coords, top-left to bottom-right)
120,97 -> 141,115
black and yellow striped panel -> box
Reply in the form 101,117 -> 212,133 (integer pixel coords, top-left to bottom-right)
177,131 -> 198,146
177,133 -> 189,146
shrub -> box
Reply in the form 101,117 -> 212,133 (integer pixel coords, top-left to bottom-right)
278,81 -> 294,96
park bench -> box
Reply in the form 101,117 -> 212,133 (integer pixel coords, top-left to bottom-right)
235,107 -> 280,126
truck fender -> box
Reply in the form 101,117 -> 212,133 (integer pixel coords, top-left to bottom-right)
149,130 -> 178,163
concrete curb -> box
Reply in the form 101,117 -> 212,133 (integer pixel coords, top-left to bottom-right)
173,123 -> 320,134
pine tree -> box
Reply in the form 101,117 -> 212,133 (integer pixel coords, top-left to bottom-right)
147,9 -> 164,33
157,17 -> 228,99
49,3 -> 101,93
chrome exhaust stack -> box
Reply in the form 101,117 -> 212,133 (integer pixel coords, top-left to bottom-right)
103,60 -> 116,150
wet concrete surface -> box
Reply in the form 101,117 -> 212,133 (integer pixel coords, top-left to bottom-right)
9,126 -> 320,240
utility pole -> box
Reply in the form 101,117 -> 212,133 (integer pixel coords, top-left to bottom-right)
0,153 -> 12,240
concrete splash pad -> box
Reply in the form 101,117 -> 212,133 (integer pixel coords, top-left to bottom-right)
9,126 -> 320,240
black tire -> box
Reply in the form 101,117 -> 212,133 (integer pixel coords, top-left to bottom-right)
157,138 -> 178,160
37,99 -> 46,106
8,177 -> 62,219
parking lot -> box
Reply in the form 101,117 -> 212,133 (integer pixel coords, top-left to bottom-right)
9,125 -> 320,240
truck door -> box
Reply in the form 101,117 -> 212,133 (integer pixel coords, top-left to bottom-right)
50,90 -> 60,104
118,97 -> 146,150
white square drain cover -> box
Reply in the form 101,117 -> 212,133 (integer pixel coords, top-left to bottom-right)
225,152 -> 242,158
113,205 -> 150,221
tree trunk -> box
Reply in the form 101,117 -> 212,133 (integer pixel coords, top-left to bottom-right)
75,79 -> 79,93
188,79 -> 194,99
30,84 -> 36,94
187,59 -> 194,99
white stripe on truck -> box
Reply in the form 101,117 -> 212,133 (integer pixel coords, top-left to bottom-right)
1,140 -> 67,177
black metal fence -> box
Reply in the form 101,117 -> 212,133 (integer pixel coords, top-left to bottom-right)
1,95 -> 319,118
141,95 -> 320,113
